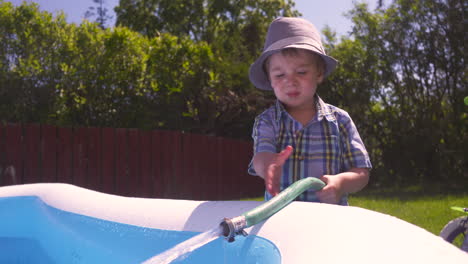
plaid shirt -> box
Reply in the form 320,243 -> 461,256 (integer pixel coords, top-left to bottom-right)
248,96 -> 372,204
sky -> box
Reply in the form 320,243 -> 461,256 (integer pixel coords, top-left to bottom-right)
9,0 -> 379,37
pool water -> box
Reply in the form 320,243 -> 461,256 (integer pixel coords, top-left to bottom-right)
0,196 -> 281,264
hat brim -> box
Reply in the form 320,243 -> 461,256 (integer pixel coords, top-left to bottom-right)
249,43 -> 338,91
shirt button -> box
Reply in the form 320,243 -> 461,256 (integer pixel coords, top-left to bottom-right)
298,155 -> 304,160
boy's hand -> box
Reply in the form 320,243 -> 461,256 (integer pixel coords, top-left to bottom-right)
316,168 -> 369,204
265,146 -> 293,196
316,175 -> 343,204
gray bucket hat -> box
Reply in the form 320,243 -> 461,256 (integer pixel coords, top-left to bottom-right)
249,17 -> 338,91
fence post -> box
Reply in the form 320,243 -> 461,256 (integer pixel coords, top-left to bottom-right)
101,127 -> 116,194
57,126 -> 73,184
2,124 -> 23,186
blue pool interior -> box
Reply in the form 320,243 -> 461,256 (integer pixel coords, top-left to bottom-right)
0,196 -> 281,264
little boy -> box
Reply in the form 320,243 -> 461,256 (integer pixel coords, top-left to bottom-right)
248,17 -> 372,205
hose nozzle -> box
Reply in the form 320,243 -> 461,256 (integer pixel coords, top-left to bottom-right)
220,178 -> 325,243
220,216 -> 248,242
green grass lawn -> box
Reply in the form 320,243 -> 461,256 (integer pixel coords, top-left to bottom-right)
244,189 -> 467,237
349,193 -> 467,236
242,190 -> 468,249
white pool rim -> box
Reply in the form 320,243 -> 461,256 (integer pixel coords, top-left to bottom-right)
0,183 -> 466,264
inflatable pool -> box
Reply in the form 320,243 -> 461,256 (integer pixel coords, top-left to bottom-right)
0,183 -> 467,263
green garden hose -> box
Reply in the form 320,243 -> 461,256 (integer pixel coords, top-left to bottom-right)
221,177 -> 325,242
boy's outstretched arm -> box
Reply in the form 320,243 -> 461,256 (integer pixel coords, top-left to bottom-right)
252,146 -> 293,196
316,168 -> 370,204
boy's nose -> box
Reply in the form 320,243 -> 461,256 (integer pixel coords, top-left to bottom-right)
284,75 -> 297,85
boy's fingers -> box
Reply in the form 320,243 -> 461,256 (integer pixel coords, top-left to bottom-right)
266,164 -> 281,196
264,146 -> 293,197
277,145 -> 293,165
266,181 -> 280,196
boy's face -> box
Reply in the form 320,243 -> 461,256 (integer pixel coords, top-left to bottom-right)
267,49 -> 324,113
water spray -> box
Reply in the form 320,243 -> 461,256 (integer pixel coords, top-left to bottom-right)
220,177 -> 325,242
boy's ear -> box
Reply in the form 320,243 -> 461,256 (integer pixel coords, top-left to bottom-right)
317,71 -> 325,84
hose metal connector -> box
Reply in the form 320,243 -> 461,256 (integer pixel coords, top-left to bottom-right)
220,216 -> 248,242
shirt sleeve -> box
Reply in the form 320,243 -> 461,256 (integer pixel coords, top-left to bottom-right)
248,113 -> 277,176
338,112 -> 372,171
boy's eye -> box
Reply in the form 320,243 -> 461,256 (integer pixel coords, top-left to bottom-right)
297,70 -> 307,75
274,73 -> 284,78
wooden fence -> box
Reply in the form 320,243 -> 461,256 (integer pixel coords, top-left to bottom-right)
0,123 -> 264,200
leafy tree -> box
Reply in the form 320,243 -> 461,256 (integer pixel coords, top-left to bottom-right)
84,0 -> 113,29
114,0 -> 300,137
0,1 -> 69,123
114,0 -> 299,40
322,0 -> 467,187
0,1 -> 269,138
113,0 -> 300,97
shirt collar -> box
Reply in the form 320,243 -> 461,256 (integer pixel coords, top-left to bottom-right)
316,95 -> 336,122
273,94 -> 336,123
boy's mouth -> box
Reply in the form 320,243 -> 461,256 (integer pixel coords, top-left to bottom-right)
286,91 -> 300,97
